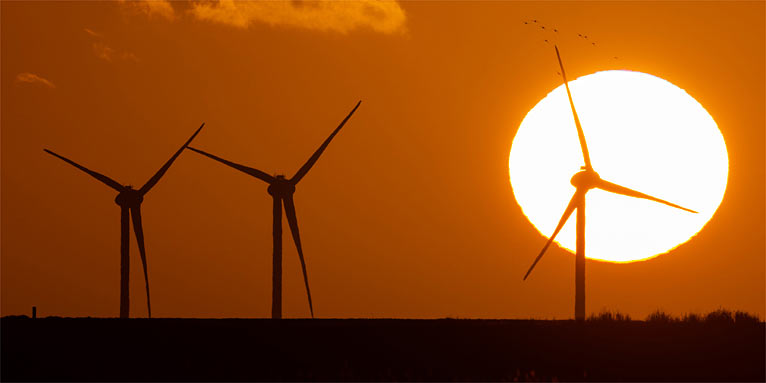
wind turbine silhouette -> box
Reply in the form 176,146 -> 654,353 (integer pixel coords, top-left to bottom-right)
522,47 -> 697,320
187,101 -> 361,319
44,123 -> 205,318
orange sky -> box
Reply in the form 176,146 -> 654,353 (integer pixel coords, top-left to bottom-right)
2,1 -> 764,319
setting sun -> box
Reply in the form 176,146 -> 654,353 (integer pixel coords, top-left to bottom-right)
509,70 -> 728,263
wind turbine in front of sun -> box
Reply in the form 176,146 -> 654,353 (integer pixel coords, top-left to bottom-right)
522,46 -> 697,320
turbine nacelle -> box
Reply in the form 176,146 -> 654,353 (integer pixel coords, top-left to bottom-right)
114,186 -> 144,206
267,176 -> 296,196
570,169 -> 601,190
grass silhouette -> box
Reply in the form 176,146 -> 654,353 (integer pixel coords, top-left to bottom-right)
643,308 -> 760,324
585,308 -> 761,325
588,309 -> 632,322
2,309 -> 762,381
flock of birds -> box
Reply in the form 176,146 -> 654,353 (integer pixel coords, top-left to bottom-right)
523,19 -> 595,45
523,19 -> 620,63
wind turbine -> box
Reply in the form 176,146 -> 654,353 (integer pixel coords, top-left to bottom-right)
187,101 -> 361,319
522,47 -> 697,320
44,123 -> 205,318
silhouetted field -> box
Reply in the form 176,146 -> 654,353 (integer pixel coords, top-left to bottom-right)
2,315 -> 763,382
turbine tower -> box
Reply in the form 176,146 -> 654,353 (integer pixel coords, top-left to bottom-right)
187,101 -> 361,319
522,47 -> 697,320
44,123 -> 205,318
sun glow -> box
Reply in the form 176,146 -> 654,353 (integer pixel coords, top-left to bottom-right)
509,70 -> 728,263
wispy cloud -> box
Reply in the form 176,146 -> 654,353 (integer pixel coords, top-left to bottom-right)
84,28 -> 102,38
92,42 -> 117,61
84,28 -> 139,63
16,73 -> 56,88
190,0 -> 406,34
121,52 -> 140,63
120,0 -> 175,20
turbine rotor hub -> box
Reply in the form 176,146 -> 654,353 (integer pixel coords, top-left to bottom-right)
114,188 -> 143,206
570,169 -> 601,189
267,177 -> 295,196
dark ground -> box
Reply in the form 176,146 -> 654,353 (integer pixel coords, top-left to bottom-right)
1,317 -> 763,382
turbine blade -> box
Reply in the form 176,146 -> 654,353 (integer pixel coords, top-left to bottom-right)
523,190 -> 583,280
140,123 -> 205,195
283,194 -> 314,318
187,146 -> 275,184
555,46 -> 592,170
44,149 -> 123,192
130,206 -> 152,318
290,101 -> 361,184
595,179 -> 698,213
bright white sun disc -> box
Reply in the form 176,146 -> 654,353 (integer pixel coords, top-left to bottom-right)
509,70 -> 728,263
